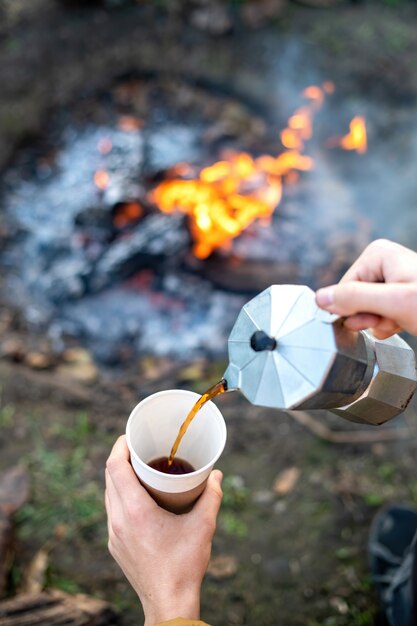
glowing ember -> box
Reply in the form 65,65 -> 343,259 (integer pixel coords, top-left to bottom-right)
118,115 -> 143,132
303,85 -> 325,108
113,201 -> 144,229
94,169 -> 110,190
97,138 -> 113,155
338,116 -> 367,155
322,81 -> 335,95
149,85 -> 365,259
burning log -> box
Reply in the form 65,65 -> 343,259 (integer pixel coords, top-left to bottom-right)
195,255 -> 301,293
148,84 -> 340,261
42,212 -> 189,302
0,590 -> 119,626
89,213 -> 190,292
0,74 -> 371,361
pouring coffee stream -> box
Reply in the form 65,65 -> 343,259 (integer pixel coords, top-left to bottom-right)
163,284 -> 417,472
166,379 -> 227,469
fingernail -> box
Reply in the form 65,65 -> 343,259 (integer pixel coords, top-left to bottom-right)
316,288 -> 334,308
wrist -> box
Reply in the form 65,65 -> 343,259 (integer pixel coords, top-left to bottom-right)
143,587 -> 200,626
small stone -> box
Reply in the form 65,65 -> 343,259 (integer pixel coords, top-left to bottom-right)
0,338 -> 25,362
252,490 -> 274,505
190,3 -> 233,36
227,475 -> 245,490
25,352 -> 53,370
273,467 -> 300,496
273,500 -> 287,515
207,555 -> 238,580
58,348 -> 98,384
329,596 -> 349,615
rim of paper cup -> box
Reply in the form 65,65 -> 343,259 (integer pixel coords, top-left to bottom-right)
126,389 -> 227,480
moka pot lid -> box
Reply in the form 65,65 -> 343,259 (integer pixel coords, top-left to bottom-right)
224,285 -> 339,409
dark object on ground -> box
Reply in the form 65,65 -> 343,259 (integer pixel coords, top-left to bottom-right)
369,504 -> 417,626
0,589 -> 119,625
0,467 -> 29,599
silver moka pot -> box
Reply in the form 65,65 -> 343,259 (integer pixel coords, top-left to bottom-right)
223,285 -> 417,426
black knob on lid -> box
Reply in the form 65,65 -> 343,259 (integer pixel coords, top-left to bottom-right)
250,330 -> 277,352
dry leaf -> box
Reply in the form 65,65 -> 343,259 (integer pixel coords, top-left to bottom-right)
0,338 -> 25,362
207,555 -> 238,579
58,348 -> 98,384
25,352 -> 53,370
273,467 -> 300,496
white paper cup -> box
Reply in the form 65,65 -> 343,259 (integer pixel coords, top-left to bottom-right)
126,389 -> 227,513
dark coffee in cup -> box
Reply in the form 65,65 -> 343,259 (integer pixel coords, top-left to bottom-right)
148,456 -> 195,475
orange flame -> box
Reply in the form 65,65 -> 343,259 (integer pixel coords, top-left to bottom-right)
94,169 -> 109,191
339,116 -> 367,154
149,84 -> 362,259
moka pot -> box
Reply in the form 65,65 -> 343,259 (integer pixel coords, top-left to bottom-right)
223,285 -> 417,426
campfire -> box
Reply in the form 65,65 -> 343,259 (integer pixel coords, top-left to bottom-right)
1,76 -> 369,364
96,82 -> 367,261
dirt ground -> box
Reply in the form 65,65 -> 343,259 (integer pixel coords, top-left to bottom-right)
2,2 -> 417,625
2,355 -> 417,626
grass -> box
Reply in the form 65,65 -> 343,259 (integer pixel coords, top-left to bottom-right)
0,403 -> 15,428
218,474 -> 250,537
0,398 -> 109,600
16,414 -> 104,545
0,383 -> 413,626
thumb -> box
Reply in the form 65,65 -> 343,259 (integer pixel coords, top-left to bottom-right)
192,470 -> 223,519
316,281 -> 415,332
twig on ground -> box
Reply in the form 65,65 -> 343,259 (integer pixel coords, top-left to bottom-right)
287,410 -> 409,444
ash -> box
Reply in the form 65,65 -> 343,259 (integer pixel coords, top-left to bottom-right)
1,116 -> 245,364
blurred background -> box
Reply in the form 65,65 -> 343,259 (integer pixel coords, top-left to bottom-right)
1,1 -> 417,624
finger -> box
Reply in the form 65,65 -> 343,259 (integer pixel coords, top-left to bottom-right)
343,313 -> 382,331
371,328 -> 399,340
106,436 -> 157,514
105,468 -> 125,530
106,435 -> 139,494
373,318 -> 402,336
371,319 -> 402,340
192,470 -> 223,521
339,239 -> 397,283
105,468 -> 122,509
316,282 -> 417,334
340,239 -> 417,284
104,489 -> 114,538
108,435 -> 130,463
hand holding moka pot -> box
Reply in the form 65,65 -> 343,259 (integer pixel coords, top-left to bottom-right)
223,285 -> 417,426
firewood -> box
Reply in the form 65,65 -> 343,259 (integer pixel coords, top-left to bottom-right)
0,589 -> 119,626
